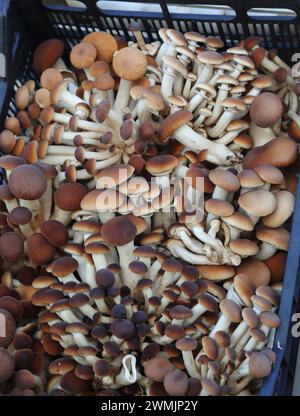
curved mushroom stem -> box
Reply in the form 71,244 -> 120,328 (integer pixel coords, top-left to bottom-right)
173,124 -> 241,166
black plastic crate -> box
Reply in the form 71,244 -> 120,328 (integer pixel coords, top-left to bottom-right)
0,0 -> 300,396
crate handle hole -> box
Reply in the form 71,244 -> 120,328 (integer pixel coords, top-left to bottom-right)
247,8 -> 297,21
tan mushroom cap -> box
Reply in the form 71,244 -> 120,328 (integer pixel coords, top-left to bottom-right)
221,97 -> 246,112
250,92 -> 283,128
162,55 -> 188,77
83,32 -> 118,63
205,199 -> 234,217
237,258 -> 271,286
197,265 -> 235,281
113,47 -> 147,81
32,38 -> 65,74
145,155 -> 178,176
221,212 -> 254,232
251,75 -> 273,89
254,164 -> 284,185
197,51 -> 224,65
263,190 -> 295,228
209,168 -> 240,192
40,68 -> 63,90
0,130 -> 17,154
229,239 -> 259,256
101,216 -> 137,246
70,42 -> 97,69
206,36 -> 224,49
243,137 -> 297,169
95,164 -> 135,189
238,189 -> 276,217
158,110 -> 193,143
176,46 -> 195,60
256,227 -> 290,251
80,188 -> 125,212
94,73 -> 115,91
54,183 -> 88,211
184,31 -> 206,43
219,299 -> 242,322
233,133 -> 253,149
166,29 -> 187,47
202,336 -> 218,360
238,169 -> 264,188
248,352 -> 272,379
15,86 -> 30,110
8,165 -> 47,200
232,54 -> 255,69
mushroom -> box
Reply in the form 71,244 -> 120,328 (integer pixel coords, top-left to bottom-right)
255,227 -> 289,260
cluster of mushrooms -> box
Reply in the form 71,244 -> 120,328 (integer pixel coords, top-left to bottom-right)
0,26 -> 298,396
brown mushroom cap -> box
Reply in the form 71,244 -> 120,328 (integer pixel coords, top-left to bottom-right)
27,233 -> 56,266
144,357 -> 174,382
41,220 -> 69,247
0,232 -> 24,262
83,32 -> 118,63
237,258 -> 271,286
256,227 -> 290,251
243,137 -> 297,169
101,216 -> 137,246
219,299 -> 242,322
146,155 -> 178,176
0,348 -> 15,383
209,168 -> 240,192
8,165 -> 47,200
70,42 -> 97,69
163,369 -> 189,396
250,92 -> 283,127
8,207 -> 32,226
113,47 -> 148,81
238,189 -> 276,217
54,183 -> 88,211
32,39 -> 65,74
205,199 -> 234,217
248,352 -> 272,379
229,239 -> 259,256
0,130 -> 16,154
158,110 -> 193,143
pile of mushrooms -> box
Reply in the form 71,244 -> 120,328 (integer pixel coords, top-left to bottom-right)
0,27 -> 298,396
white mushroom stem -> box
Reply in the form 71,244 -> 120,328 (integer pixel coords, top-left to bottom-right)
156,42 -> 169,66
117,242 -> 135,287
181,350 -> 201,379
189,65 -> 213,98
172,124 -> 239,166
161,69 -> 176,100
113,79 -> 132,112
249,123 -> 275,147
183,76 -> 194,98
187,90 -> 206,113
215,127 -> 247,145
50,111 -> 72,125
168,242 -> 219,265
207,110 -> 241,138
57,89 -> 86,114
184,303 -> 210,326
260,56 -> 280,73
53,58 -> 67,70
255,242 -> 277,260
51,207 -> 72,225
73,119 -> 112,132
56,308 -> 80,324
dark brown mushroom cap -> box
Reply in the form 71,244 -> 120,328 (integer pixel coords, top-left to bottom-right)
110,319 -> 136,340
145,154 -> 178,176
27,233 -> 56,266
0,348 -> 15,383
8,165 -> 47,200
50,257 -> 78,277
250,92 -> 283,127
41,220 -> 69,247
158,110 -> 193,143
113,47 -> 148,81
93,359 -> 110,377
101,216 -> 137,246
169,304 -> 193,320
243,137 -> 297,169
163,369 -> 189,396
60,370 -> 90,394
0,232 -> 24,262
49,357 -> 75,375
54,183 -> 88,211
95,269 -> 115,289
0,309 -> 16,348
144,357 -> 174,382
8,207 -> 32,226
0,296 -> 23,322
32,39 -> 65,74
219,299 -> 242,322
